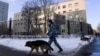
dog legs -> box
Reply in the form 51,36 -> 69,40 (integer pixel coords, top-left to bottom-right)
36,47 -> 39,53
46,46 -> 52,53
40,46 -> 44,53
28,48 -> 33,56
49,50 -> 51,53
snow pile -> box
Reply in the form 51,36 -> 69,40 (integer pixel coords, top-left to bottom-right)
0,36 -> 93,54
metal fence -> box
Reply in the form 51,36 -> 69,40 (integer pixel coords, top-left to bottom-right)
54,20 -> 93,35
0,19 -> 93,35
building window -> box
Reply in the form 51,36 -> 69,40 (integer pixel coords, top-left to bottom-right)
21,22 -> 23,25
58,6 -> 60,9
18,23 -> 20,25
15,23 -> 17,25
68,4 -> 72,8
24,22 -> 26,25
75,9 -> 79,11
31,12 -> 34,15
69,10 -> 72,12
69,15 -> 72,19
63,11 -> 66,13
21,18 -> 23,20
76,14 -> 79,19
23,18 -> 24,20
24,26 -> 26,29
40,18 -> 42,21
41,10 -> 43,14
62,29 -> 65,33
63,5 -> 66,8
16,15 -> 19,18
58,12 -> 60,14
75,3 -> 79,7
43,17 -> 45,20
62,16 -> 65,19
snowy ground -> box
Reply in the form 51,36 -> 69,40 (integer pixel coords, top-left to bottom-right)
0,35 -> 94,55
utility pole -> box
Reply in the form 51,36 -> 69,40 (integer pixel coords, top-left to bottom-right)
8,18 -> 12,37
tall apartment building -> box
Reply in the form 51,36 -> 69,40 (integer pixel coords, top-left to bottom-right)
55,0 -> 86,22
0,1 -> 9,21
0,1 -> 9,34
13,0 -> 89,35
13,12 -> 26,34
13,12 -> 45,35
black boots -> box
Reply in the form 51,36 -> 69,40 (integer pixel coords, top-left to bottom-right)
58,49 -> 63,53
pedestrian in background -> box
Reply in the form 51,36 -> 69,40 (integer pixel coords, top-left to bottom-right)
80,31 -> 85,38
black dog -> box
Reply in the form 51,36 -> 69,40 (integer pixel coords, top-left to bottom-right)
25,40 -> 53,55
81,37 -> 91,42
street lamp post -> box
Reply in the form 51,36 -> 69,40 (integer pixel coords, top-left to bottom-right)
67,20 -> 70,34
9,18 -> 12,36
80,20 -> 82,33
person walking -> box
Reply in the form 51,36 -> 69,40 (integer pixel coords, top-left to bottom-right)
45,19 -> 63,53
80,31 -> 85,38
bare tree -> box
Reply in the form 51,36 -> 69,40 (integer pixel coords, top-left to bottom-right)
22,1 -> 32,34
97,23 -> 100,33
22,0 -> 41,35
39,0 -> 58,33
22,0 -> 58,35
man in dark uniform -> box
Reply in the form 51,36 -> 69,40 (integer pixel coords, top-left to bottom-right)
46,19 -> 63,53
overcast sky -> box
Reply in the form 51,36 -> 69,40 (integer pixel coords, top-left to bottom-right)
0,0 -> 100,30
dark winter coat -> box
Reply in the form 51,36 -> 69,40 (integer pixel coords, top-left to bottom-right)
47,23 -> 59,37
80,32 -> 85,38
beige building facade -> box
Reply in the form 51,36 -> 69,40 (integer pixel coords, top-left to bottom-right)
13,0 -> 87,35
55,0 -> 86,22
13,12 -> 26,34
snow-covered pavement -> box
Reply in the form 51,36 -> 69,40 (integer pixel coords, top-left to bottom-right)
90,37 -> 100,56
0,35 -> 94,55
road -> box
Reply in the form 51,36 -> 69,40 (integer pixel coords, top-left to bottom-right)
1,36 -> 100,56
74,36 -> 100,56
0,45 -> 27,56
0,45 -> 74,56
0,45 -> 55,56
90,36 -> 100,56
